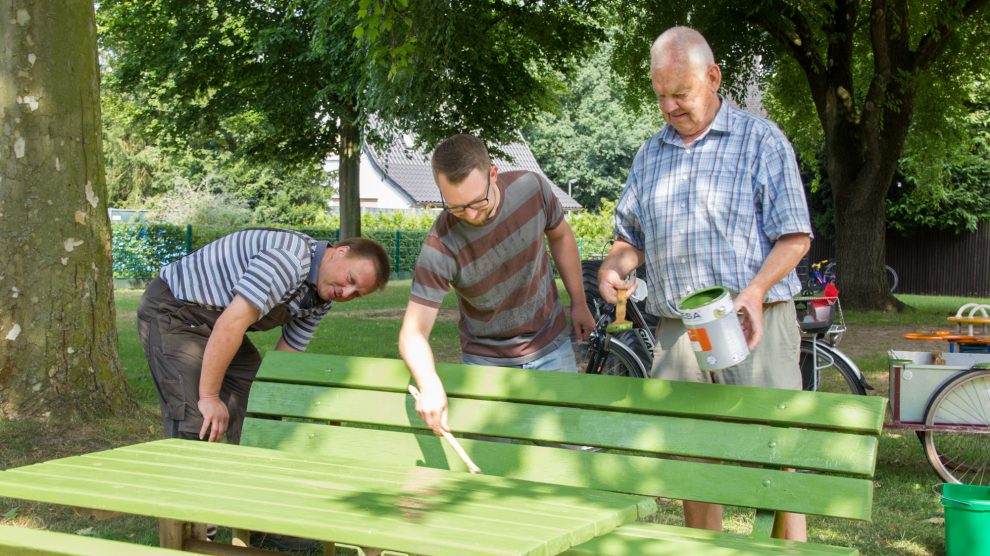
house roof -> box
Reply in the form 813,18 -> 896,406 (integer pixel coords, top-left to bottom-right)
365,136 -> 582,211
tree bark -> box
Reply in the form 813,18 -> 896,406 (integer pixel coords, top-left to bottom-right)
338,101 -> 361,240
0,1 -> 134,420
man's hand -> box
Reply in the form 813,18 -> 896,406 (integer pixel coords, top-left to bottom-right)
734,288 -> 765,350
414,382 -> 450,435
598,240 -> 644,304
571,303 -> 596,341
198,395 -> 229,442
599,269 -> 638,305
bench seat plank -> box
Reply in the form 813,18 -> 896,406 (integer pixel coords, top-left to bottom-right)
563,523 -> 857,555
0,524 -> 187,556
241,419 -> 875,521
257,351 -> 886,435
247,383 -> 879,476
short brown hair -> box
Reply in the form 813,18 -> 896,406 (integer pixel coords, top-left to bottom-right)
431,134 -> 491,184
335,237 -> 390,291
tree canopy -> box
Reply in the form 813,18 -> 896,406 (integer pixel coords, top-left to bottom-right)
98,0 -> 608,236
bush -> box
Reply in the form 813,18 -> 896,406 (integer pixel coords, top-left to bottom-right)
112,224 -> 188,279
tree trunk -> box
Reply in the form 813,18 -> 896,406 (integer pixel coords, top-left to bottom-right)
338,102 -> 361,240
0,1 -> 134,420
831,178 -> 895,310
821,73 -> 913,311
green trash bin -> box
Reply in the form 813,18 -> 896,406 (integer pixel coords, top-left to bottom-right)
941,483 -> 990,556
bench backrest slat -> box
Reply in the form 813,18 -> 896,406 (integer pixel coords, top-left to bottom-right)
240,419 -> 875,521
248,382 -> 878,476
257,351 -> 886,434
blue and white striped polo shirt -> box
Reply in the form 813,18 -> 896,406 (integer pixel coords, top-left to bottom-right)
615,99 -> 812,318
160,229 -> 332,350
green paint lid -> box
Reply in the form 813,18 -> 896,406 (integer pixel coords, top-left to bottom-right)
678,286 -> 728,311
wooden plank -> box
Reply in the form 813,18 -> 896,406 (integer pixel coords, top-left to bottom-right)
246,383 -> 879,476
241,419 -> 875,521
0,440 -> 654,556
255,351 -> 886,434
0,525 -> 187,556
563,522 -> 858,556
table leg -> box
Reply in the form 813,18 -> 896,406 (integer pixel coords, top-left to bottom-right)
159,518 -> 187,549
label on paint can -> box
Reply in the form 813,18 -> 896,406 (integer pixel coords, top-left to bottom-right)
677,286 -> 750,371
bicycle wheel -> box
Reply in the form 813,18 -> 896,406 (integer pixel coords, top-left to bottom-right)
885,265 -> 899,293
922,370 -> 990,485
799,339 -> 866,395
575,334 -> 648,378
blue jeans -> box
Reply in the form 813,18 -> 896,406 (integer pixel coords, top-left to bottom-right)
461,337 -> 578,372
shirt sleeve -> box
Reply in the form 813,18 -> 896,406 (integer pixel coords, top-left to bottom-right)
539,174 -> 565,230
231,249 -> 306,318
409,230 -> 456,308
614,144 -> 648,250
281,306 -> 331,351
756,128 -> 813,242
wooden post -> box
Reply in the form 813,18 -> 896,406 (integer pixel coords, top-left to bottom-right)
158,518 -> 186,549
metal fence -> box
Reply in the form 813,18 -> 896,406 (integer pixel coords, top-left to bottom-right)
806,222 -> 990,298
111,224 -> 615,281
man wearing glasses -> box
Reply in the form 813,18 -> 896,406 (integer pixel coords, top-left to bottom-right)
399,134 -> 596,434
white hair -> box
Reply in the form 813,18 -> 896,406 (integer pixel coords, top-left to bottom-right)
650,26 -> 715,76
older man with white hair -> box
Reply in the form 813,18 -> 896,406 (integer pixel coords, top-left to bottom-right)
598,26 -> 813,541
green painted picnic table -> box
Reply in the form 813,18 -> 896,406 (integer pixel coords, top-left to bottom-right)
0,439 -> 657,555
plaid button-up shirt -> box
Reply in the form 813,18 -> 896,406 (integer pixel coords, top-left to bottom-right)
615,99 -> 812,318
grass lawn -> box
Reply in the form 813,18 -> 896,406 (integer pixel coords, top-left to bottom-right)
3,281 -> 988,554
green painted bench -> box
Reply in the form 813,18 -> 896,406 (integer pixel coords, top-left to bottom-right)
240,351 -> 887,556
0,525 -> 188,556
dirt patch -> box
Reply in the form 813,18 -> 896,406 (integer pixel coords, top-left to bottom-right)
833,324 -> 951,360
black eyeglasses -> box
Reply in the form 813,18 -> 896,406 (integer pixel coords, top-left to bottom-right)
442,174 -> 491,214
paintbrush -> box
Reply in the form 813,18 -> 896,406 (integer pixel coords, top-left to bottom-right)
407,385 -> 482,474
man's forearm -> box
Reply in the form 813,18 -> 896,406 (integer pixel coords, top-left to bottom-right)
199,327 -> 244,399
399,329 -> 442,390
746,233 -> 811,299
601,240 -> 644,280
198,296 -> 258,398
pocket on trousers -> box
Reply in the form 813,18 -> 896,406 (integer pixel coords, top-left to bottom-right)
161,379 -> 186,420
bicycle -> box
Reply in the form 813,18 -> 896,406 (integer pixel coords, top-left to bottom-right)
794,294 -> 871,395
574,260 -> 656,378
577,260 -> 872,398
806,258 -> 899,293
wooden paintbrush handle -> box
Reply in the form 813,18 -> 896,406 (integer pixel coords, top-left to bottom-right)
615,287 -> 629,323
407,385 -> 482,474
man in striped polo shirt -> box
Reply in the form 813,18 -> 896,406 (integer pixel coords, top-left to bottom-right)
598,27 -> 812,540
138,229 -> 390,444
399,134 -> 596,434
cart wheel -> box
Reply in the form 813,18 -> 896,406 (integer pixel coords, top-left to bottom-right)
921,369 -> 990,485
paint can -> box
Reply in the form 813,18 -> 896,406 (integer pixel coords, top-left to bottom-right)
677,286 -> 750,371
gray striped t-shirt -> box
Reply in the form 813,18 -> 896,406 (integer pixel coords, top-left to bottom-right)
410,171 -> 567,363
160,229 -> 332,350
